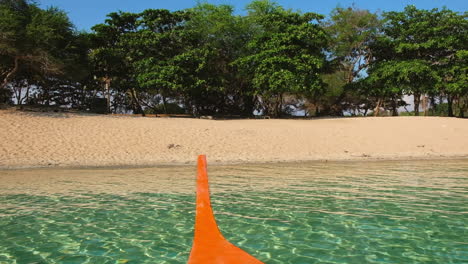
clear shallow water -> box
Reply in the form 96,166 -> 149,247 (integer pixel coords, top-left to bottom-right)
0,160 -> 467,264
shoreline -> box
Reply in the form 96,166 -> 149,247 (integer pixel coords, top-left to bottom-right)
2,110 -> 468,170
1,155 -> 468,171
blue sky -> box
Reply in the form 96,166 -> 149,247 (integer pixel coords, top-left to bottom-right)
38,0 -> 467,31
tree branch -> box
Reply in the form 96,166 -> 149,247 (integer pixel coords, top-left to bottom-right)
1,57 -> 19,89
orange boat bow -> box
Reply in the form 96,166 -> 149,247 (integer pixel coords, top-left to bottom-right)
187,155 -> 264,264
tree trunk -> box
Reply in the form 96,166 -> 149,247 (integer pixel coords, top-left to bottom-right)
391,97 -> 398,116
242,95 -> 254,117
271,94 -> 281,118
374,98 -> 382,117
130,88 -> 145,116
15,85 -> 22,106
413,93 -> 421,116
44,84 -> 50,106
277,93 -> 283,117
105,77 -> 111,114
271,95 -> 281,118
161,95 -> 168,115
447,95 -> 454,117
24,85 -> 30,105
430,96 -> 437,115
347,65 -> 354,83
13,80 -> 24,107
421,95 -> 428,116
458,97 -> 466,118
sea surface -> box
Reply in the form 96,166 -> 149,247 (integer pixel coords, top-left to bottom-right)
0,160 -> 467,264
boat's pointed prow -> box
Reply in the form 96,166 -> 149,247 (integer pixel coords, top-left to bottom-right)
187,155 -> 264,264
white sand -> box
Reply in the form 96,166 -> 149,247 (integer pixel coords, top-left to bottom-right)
1,110 -> 467,169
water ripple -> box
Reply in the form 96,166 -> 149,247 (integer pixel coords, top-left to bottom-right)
0,159 -> 467,263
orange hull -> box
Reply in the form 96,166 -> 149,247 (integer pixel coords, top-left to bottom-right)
187,155 -> 264,264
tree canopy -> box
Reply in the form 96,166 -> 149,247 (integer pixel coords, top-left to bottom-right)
1,1 -> 466,117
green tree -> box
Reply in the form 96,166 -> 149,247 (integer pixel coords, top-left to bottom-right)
365,60 -> 438,116
430,10 -> 467,117
32,31 -> 94,109
0,0 -> 77,105
236,0 -> 328,117
131,9 -> 194,115
369,6 -> 467,116
134,4 -> 257,116
321,6 -> 381,115
184,3 -> 254,115
325,6 -> 381,83
90,12 -> 141,113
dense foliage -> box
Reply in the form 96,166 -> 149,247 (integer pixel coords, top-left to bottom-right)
1,0 -> 466,117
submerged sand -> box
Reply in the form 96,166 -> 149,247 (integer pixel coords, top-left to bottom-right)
0,110 -> 467,169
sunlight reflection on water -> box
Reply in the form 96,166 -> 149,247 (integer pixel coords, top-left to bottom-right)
0,159 -> 467,263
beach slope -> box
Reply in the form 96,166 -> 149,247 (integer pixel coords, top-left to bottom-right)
1,110 -> 467,169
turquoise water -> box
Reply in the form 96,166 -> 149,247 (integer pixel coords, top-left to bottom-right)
0,160 -> 467,263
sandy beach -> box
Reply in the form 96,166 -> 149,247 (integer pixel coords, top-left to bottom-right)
0,110 -> 467,169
